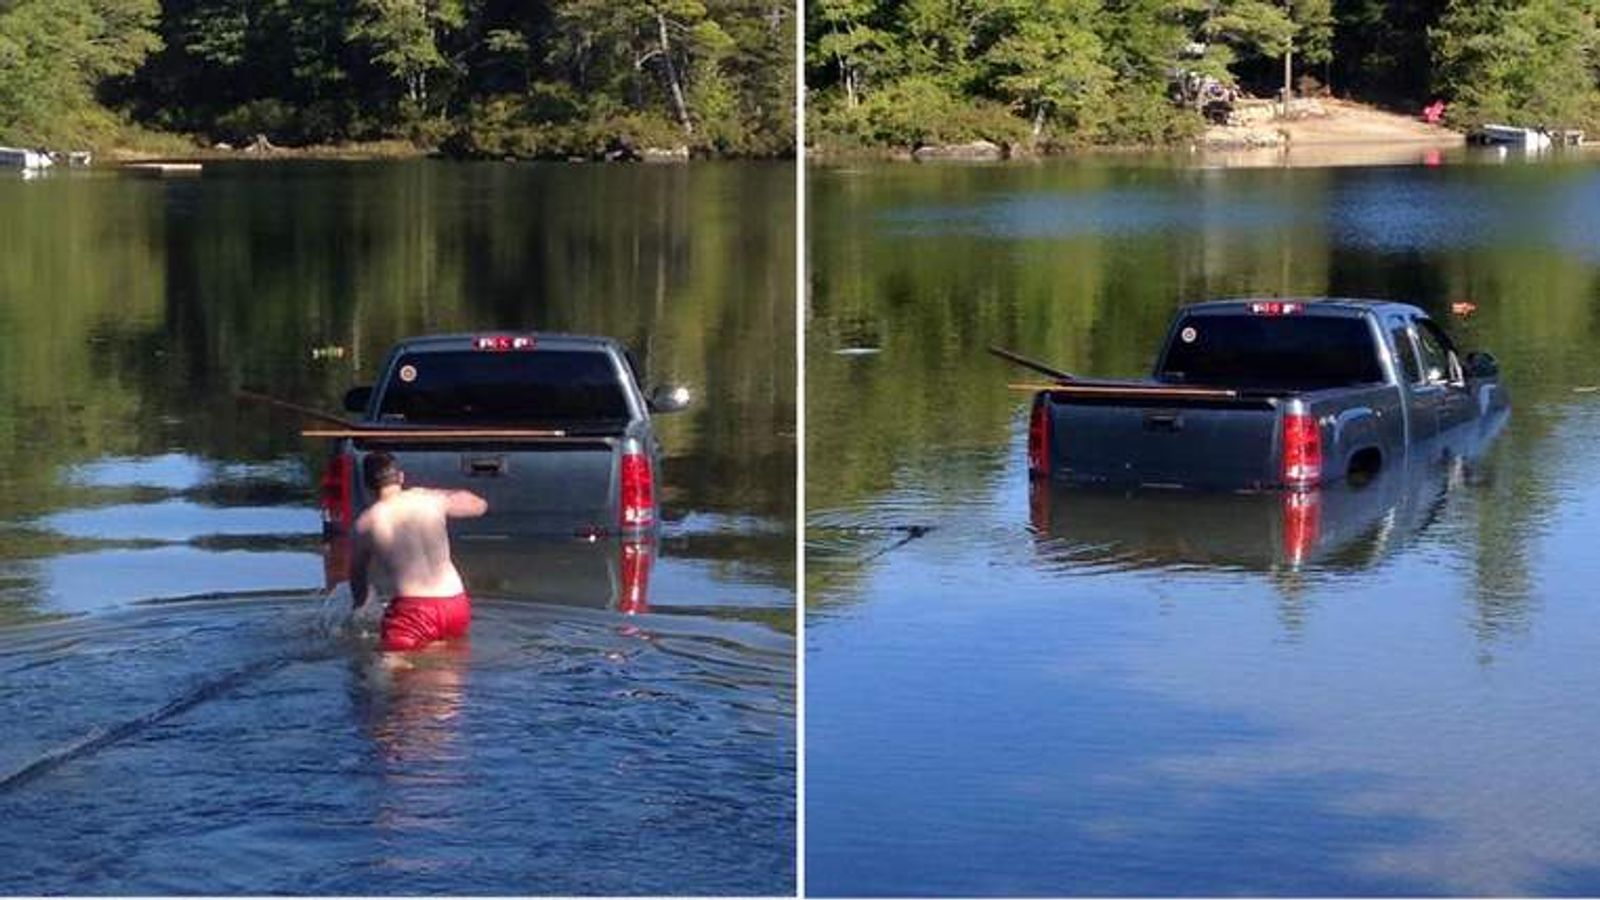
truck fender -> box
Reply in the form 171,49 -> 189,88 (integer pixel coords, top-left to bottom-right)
1332,407 -> 1384,479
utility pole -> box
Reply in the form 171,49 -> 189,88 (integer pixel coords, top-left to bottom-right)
1282,0 -> 1293,117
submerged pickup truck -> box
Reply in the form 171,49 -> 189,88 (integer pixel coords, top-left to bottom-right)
317,332 -> 690,540
1029,410 -> 1506,574
1015,299 -> 1507,490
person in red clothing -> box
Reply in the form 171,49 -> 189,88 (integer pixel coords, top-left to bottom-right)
350,452 -> 488,653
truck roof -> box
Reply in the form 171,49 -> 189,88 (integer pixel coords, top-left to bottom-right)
388,332 -> 626,354
1181,297 -> 1426,318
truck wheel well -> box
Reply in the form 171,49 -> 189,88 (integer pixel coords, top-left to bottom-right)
1347,447 -> 1382,484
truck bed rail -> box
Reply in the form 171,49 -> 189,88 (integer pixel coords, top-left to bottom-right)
301,428 -> 612,443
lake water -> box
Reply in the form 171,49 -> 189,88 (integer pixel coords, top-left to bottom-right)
0,160 -> 795,894
806,150 -> 1600,896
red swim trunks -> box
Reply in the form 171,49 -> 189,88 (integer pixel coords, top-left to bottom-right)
380,592 -> 472,652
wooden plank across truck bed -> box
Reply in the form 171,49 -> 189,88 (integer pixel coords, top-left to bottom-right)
1007,382 -> 1244,399
301,428 -> 583,441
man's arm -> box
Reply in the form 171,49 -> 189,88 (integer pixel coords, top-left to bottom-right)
445,489 -> 488,518
349,531 -> 373,609
418,488 -> 488,518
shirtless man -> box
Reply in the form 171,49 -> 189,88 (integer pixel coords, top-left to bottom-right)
350,452 -> 488,652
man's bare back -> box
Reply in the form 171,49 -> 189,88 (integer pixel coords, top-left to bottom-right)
353,489 -> 485,600
350,452 -> 487,652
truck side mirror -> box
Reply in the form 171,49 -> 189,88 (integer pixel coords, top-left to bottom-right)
343,386 -> 372,413
648,384 -> 693,413
1463,351 -> 1499,379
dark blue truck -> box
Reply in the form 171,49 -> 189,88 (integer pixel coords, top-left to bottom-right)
1018,299 -> 1507,491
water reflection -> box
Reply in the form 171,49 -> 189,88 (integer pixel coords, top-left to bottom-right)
367,655 -> 468,765
0,161 -> 794,623
325,534 -> 656,614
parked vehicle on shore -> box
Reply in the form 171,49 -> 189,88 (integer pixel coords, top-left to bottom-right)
1007,299 -> 1508,491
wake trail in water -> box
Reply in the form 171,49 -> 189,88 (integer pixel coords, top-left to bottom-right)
0,657 -> 291,793
0,596 -> 360,795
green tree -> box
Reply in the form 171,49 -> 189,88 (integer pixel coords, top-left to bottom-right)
1433,0 -> 1600,129
349,0 -> 466,108
981,0 -> 1114,140
1330,0 -> 1447,102
550,0 -> 735,138
1293,0 -> 1334,69
811,0 -> 885,109
1185,0 -> 1295,75
0,0 -> 162,143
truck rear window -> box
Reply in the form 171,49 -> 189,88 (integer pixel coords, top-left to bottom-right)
377,350 -> 630,424
1158,315 -> 1384,390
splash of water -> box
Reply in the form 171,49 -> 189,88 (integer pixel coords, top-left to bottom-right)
305,583 -> 384,648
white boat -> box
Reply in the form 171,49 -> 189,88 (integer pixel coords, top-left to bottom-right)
1478,124 -> 1552,149
0,147 -> 54,169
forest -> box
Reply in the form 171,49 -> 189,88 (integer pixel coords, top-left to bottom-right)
0,0 -> 795,157
4,1 -> 1598,157
807,0 -> 1600,151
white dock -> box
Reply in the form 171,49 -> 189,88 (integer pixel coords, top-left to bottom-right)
1478,124 -> 1552,149
0,147 -> 53,169
121,162 -> 204,176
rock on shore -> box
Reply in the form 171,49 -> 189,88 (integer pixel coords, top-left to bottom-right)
912,140 -> 1005,161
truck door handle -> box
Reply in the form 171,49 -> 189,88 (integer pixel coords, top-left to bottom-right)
1144,413 -> 1183,432
464,456 -> 506,477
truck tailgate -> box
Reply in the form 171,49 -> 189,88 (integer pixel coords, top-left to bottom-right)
1046,390 -> 1282,489
353,436 -> 621,536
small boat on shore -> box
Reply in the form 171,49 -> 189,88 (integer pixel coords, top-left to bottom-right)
0,147 -> 53,169
1476,124 -> 1552,149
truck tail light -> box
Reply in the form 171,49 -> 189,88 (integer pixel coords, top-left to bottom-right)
1249,301 -> 1304,315
1282,491 -> 1321,566
1028,396 -> 1050,477
320,453 -> 353,533
474,335 -> 535,351
620,448 -> 655,529
618,540 -> 653,615
1281,410 -> 1322,488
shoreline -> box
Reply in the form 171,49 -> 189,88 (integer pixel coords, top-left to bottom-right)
98,139 -> 795,166
807,97 -> 1477,165
104,140 -> 429,164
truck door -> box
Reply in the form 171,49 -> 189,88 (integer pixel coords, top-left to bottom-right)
1387,315 -> 1439,444
1417,317 -> 1476,437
